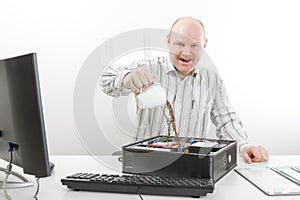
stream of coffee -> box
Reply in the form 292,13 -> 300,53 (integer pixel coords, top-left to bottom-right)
163,100 -> 180,143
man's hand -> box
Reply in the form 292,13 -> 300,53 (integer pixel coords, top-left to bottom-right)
122,69 -> 157,93
242,145 -> 269,163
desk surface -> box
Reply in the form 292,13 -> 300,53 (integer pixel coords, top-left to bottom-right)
1,155 -> 300,200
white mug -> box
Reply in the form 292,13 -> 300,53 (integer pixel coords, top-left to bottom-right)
135,83 -> 166,109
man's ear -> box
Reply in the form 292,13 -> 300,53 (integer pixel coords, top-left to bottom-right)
167,33 -> 171,49
203,38 -> 208,49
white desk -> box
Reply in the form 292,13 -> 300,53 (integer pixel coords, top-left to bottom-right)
1,155 -> 300,200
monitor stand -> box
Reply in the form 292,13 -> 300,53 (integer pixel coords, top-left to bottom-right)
0,167 -> 33,189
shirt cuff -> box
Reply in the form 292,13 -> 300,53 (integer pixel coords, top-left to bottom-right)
237,139 -> 251,154
114,70 -> 132,93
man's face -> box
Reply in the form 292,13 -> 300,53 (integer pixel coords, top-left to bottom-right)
168,20 -> 207,78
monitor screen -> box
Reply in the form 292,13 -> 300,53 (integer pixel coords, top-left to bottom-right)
0,53 -> 51,178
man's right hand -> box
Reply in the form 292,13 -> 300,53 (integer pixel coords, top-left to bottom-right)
122,69 -> 157,94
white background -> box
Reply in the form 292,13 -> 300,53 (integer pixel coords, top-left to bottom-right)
1,0 -> 299,155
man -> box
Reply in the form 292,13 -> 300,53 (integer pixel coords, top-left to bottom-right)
100,17 -> 269,163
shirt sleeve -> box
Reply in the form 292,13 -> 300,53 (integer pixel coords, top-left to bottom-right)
99,60 -> 147,97
210,78 -> 250,154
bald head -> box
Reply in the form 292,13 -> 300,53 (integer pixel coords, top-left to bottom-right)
169,17 -> 206,39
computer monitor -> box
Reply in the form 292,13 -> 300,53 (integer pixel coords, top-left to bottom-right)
0,53 -> 51,179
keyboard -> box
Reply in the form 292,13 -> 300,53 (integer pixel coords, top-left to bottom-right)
61,173 -> 214,197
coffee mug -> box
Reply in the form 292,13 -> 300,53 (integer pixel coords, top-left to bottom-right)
135,83 -> 166,109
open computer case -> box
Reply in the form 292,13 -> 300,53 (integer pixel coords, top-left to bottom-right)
122,136 -> 237,182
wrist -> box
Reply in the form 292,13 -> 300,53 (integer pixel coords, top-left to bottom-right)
238,140 -> 251,154
117,70 -> 132,89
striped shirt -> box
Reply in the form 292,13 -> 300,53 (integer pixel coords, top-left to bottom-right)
100,54 -> 249,153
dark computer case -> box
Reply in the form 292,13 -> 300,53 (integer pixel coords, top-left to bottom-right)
122,136 -> 237,182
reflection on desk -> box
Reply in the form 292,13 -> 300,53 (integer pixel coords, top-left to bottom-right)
1,155 -> 300,200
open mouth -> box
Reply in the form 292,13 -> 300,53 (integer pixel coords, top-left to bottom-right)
179,58 -> 191,64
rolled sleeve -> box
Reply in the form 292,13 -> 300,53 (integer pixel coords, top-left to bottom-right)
100,67 -> 134,97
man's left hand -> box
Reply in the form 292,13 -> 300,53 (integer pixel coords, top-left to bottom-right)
242,145 -> 269,163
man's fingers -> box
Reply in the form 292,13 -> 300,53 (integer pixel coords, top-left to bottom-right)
139,73 -> 151,88
145,73 -> 157,86
123,69 -> 158,93
132,75 -> 143,89
251,147 -> 262,162
132,71 -> 150,93
253,146 -> 268,162
244,155 -> 252,164
126,79 -> 140,94
242,148 -> 252,163
258,145 -> 269,161
137,71 -> 157,89
242,145 -> 269,163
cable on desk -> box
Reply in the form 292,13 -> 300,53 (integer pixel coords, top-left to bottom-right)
33,178 -> 40,199
137,187 -> 144,200
2,144 -> 14,200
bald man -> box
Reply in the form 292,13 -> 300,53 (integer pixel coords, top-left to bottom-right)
100,17 -> 269,163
